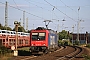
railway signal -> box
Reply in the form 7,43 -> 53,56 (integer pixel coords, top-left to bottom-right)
14,21 -> 19,56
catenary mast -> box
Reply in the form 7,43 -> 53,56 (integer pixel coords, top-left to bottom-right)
5,1 -> 8,27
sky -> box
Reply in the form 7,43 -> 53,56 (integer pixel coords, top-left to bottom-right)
0,0 -> 90,33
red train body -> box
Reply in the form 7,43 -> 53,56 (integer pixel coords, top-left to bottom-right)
29,27 -> 58,54
0,30 -> 30,48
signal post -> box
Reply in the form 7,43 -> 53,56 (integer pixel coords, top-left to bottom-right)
14,21 -> 19,56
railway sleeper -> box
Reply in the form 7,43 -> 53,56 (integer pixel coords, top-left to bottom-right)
65,47 -> 80,58
75,47 -> 84,58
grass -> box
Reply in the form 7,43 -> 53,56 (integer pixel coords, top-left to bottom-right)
17,47 -> 30,51
82,54 -> 90,60
86,44 -> 90,48
17,47 -> 31,56
0,53 -> 13,60
0,47 -> 30,60
83,44 -> 90,60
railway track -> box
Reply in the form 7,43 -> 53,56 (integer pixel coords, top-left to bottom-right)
28,46 -> 75,60
10,46 -> 85,60
56,46 -> 84,60
10,46 -> 65,60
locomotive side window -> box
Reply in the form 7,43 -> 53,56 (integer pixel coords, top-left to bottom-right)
32,32 -> 45,40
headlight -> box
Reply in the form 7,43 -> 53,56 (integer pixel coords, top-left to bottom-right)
43,44 -> 46,46
32,44 -> 34,46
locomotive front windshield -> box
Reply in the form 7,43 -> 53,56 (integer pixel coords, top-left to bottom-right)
32,32 -> 45,40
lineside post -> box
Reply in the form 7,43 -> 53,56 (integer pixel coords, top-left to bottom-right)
14,21 -> 19,56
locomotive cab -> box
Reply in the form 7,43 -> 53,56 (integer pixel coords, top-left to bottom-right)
30,30 -> 48,54
29,27 -> 58,54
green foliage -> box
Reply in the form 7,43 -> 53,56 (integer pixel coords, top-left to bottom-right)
2,26 -> 12,31
0,23 -> 3,29
74,40 -> 80,45
0,46 -> 11,55
58,30 -> 72,40
86,44 -> 90,48
13,26 -> 25,32
83,55 -> 90,60
58,40 -> 64,46
13,22 -> 26,32
0,46 -> 12,60
18,50 -> 31,56
58,30 -> 72,46
0,23 -> 26,32
0,23 -> 12,30
58,39 -> 71,46
64,41 -> 69,46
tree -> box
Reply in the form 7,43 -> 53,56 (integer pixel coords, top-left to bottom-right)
0,23 -> 3,29
2,26 -> 12,31
58,30 -> 72,40
74,40 -> 79,45
0,23 -> 12,30
13,22 -> 25,32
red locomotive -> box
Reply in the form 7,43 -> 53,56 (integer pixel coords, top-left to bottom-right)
29,27 -> 58,54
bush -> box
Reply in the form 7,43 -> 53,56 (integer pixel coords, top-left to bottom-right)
86,44 -> 90,48
0,46 -> 11,55
58,40 -> 64,46
83,55 -> 90,60
74,40 -> 80,45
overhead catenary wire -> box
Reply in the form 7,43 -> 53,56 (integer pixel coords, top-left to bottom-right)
24,0 -> 60,21
59,0 -> 78,14
44,0 -> 77,22
0,1 -> 44,20
13,0 -> 18,8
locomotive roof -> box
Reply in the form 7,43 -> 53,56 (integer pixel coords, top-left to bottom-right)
35,27 -> 57,34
